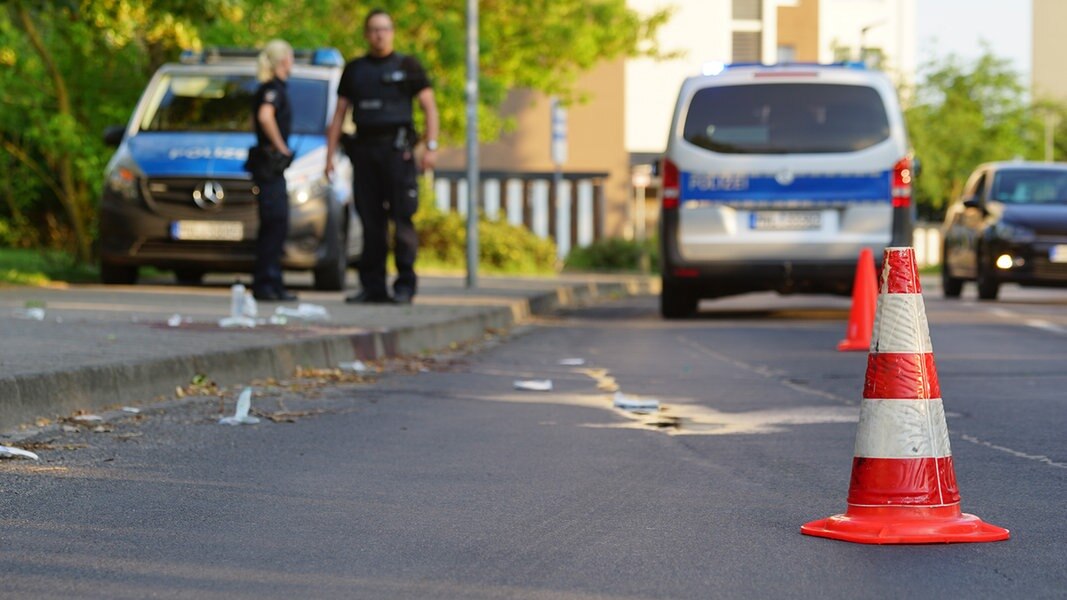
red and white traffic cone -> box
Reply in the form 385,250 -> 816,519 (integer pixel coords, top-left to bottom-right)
837,247 -> 877,352
802,247 -> 1010,544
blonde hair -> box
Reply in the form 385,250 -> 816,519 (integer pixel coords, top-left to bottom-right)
257,39 -> 293,82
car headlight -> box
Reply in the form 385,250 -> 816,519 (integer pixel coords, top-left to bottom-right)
991,222 -> 1036,242
106,159 -> 143,202
289,176 -> 330,206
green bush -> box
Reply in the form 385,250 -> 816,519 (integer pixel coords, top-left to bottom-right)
414,201 -> 557,275
563,237 -> 659,273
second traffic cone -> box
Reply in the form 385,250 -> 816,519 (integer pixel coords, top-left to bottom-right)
837,248 -> 877,351
802,247 -> 1010,544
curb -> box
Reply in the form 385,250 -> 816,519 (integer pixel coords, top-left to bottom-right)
0,279 -> 655,432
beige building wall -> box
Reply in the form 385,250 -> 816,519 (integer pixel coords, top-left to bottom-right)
1033,0 -> 1067,101
777,0 -> 820,61
436,60 -> 631,237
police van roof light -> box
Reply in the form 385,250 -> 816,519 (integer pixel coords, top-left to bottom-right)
179,47 -> 344,67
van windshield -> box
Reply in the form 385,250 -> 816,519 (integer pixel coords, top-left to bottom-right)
138,74 -> 327,134
683,83 -> 890,154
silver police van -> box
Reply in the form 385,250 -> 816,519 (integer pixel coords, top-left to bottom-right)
99,47 -> 362,290
659,62 -> 914,318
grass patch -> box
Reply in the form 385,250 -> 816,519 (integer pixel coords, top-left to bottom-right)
0,248 -> 99,286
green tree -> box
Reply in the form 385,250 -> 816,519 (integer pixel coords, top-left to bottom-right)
905,47 -> 1044,217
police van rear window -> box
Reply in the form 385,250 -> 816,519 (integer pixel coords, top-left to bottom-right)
682,83 -> 890,154
139,74 -> 328,135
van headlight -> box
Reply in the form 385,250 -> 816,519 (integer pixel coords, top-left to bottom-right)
106,159 -> 143,202
991,222 -> 1035,243
289,176 -> 329,206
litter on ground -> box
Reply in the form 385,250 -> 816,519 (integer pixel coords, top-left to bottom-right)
514,379 -> 553,392
219,387 -> 261,425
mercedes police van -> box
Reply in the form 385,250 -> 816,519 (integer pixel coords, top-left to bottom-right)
659,62 -> 915,318
98,47 -> 362,290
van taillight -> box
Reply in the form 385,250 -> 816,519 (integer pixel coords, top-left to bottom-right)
661,158 -> 680,209
891,157 -> 912,208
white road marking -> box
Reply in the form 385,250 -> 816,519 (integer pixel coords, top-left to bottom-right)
959,434 -> 1067,469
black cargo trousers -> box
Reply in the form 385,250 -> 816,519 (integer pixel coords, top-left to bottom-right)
349,139 -> 419,299
252,174 -> 289,297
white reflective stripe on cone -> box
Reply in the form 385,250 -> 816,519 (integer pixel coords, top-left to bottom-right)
853,399 -> 951,459
871,293 -> 933,354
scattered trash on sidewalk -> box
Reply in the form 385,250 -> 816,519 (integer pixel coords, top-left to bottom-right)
121,407 -> 141,414
268,314 -> 288,325
70,414 -> 104,423
338,360 -> 371,373
218,315 -> 256,328
558,358 -> 586,366
167,314 -> 184,327
613,391 -> 661,413
514,379 -> 553,392
0,445 -> 39,460
60,425 -> 79,433
218,387 -> 260,425
274,303 -> 330,321
219,283 -> 257,328
12,307 -> 45,321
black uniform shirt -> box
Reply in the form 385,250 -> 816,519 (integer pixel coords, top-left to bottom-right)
337,53 -> 430,135
253,77 -> 291,147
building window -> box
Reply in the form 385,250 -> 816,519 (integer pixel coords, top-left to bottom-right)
733,31 -> 762,63
733,0 -> 762,20
778,45 -> 796,64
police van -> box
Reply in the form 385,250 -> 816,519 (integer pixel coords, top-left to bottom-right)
98,47 -> 362,290
659,62 -> 914,318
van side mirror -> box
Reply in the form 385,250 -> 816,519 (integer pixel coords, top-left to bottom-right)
103,125 -> 125,147
962,196 -> 983,210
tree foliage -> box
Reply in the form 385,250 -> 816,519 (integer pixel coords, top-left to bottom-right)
905,47 -> 1046,217
0,0 -> 670,259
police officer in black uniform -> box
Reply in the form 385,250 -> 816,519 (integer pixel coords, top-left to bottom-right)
326,8 -> 439,305
248,39 -> 297,302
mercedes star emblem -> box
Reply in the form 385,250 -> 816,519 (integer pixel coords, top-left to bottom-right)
193,180 -> 225,210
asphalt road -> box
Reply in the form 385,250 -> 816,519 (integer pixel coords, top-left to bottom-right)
1,284 -> 1065,599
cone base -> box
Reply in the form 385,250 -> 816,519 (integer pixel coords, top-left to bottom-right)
836,338 -> 870,352
801,505 -> 1010,544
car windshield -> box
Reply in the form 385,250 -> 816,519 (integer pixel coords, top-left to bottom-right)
683,83 -> 890,154
138,73 -> 327,134
991,169 -> 1067,204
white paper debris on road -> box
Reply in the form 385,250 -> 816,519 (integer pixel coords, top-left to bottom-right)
121,407 -> 141,414
218,315 -> 256,328
558,358 -> 586,366
338,360 -> 370,373
219,387 -> 261,425
514,379 -> 553,392
613,391 -> 661,412
12,308 -> 45,321
0,445 -> 39,460
167,314 -> 183,327
274,303 -> 330,321
71,414 -> 104,423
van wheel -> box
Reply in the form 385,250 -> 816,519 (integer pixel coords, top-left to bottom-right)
100,261 -> 139,285
174,269 -> 205,285
313,225 -> 347,291
976,262 -> 1000,300
941,250 -> 963,299
661,282 -> 698,319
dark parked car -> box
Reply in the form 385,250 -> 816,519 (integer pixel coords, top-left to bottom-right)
942,161 -> 1067,300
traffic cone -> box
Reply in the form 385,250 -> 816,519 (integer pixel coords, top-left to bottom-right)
802,247 -> 1010,544
837,248 -> 877,351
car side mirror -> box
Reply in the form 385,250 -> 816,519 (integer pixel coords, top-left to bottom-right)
103,125 -> 125,147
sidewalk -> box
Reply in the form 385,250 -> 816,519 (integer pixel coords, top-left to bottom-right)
0,273 -> 658,433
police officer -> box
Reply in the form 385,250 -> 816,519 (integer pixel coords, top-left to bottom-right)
326,8 -> 439,304
249,39 -> 297,302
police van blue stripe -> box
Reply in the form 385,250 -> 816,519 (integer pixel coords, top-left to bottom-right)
679,171 -> 891,203
129,132 -> 326,178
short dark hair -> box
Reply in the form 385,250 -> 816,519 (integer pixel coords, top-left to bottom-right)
364,8 -> 392,31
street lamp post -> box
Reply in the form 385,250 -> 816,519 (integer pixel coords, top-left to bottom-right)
465,0 -> 479,288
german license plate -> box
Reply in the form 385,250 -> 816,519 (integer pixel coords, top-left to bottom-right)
170,220 -> 243,241
1050,245 -> 1067,263
749,211 -> 822,231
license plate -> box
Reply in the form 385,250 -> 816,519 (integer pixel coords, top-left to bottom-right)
749,211 -> 822,231
1050,245 -> 1067,263
170,220 -> 243,241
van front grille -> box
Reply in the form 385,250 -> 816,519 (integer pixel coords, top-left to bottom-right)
142,177 -> 258,220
